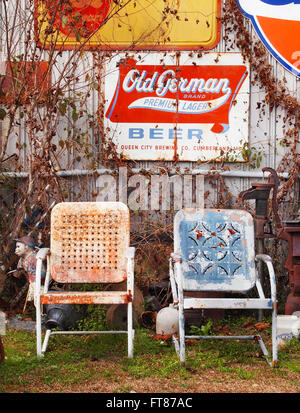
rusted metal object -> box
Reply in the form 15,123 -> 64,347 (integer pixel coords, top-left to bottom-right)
105,283 -> 144,328
40,291 -> 132,305
51,202 -> 130,284
148,281 -> 172,309
106,304 -> 138,329
278,218 -> 300,314
239,168 -> 280,320
140,280 -> 174,329
139,311 -> 157,329
239,167 -> 281,239
35,202 -> 135,359
0,61 -> 51,104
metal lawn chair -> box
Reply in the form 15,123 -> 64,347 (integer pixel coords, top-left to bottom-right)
35,202 -> 135,358
169,208 -> 278,367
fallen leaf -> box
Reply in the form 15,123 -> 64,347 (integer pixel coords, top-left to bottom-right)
254,322 -> 270,331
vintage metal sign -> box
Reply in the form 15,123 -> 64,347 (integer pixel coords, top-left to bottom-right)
35,0 -> 221,50
103,52 -> 250,162
237,0 -> 300,77
0,61 -> 51,104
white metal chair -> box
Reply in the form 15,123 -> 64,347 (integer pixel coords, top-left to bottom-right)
35,202 -> 135,358
169,208 -> 278,367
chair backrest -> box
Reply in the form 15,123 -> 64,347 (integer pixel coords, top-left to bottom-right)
174,209 -> 256,292
50,202 -> 130,283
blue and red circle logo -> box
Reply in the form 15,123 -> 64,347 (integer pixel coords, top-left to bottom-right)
237,0 -> 300,77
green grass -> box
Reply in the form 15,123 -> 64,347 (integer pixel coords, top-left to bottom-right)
0,315 -> 299,392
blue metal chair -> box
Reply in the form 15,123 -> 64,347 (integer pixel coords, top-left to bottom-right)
169,208 -> 278,367
35,202 -> 135,358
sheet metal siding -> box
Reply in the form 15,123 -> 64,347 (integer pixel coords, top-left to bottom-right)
1,1 -> 299,202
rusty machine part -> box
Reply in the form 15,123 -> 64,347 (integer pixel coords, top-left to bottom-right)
239,167 -> 300,314
239,167 -> 281,239
239,168 -> 281,321
105,282 -> 144,328
106,304 -> 139,328
139,311 -> 157,329
278,218 -> 300,314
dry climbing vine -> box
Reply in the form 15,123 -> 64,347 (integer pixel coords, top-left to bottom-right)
1,0 -> 299,311
223,0 -> 300,205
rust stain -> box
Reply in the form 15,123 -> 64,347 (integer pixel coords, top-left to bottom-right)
126,289 -> 133,303
40,291 -> 130,305
153,334 -> 172,341
50,202 -> 129,284
196,230 -> 203,239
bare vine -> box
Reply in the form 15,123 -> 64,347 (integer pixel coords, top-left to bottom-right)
223,0 -> 300,204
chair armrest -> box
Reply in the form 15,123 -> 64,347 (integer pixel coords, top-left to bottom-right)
126,247 -> 135,259
170,253 -> 184,305
36,248 -> 50,261
171,252 -> 183,263
126,247 -> 135,297
35,248 -> 50,293
169,256 -> 178,305
255,254 -> 277,302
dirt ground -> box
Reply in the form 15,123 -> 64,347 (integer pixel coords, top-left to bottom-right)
3,357 -> 299,394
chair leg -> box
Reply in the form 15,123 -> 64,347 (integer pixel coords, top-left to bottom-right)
36,304 -> 43,358
179,305 -> 185,365
172,334 -> 180,356
42,329 -> 51,354
272,308 -> 278,367
127,301 -> 133,358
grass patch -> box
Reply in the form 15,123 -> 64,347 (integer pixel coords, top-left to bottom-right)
0,315 -> 299,393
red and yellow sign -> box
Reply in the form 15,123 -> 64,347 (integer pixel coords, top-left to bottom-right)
35,0 -> 221,50
104,53 -> 250,162
106,58 -> 248,134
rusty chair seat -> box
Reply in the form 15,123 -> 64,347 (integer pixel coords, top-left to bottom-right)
169,208 -> 278,367
39,290 -> 131,305
35,202 -> 135,358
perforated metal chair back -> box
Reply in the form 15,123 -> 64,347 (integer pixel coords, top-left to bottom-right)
35,202 -> 135,359
50,202 -> 129,284
174,209 -> 256,292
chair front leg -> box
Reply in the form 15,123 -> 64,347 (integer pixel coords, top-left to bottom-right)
35,258 -> 43,358
127,301 -> 133,358
256,254 -> 278,367
272,305 -> 278,367
126,247 -> 135,359
178,299 -> 186,366
174,258 -> 185,365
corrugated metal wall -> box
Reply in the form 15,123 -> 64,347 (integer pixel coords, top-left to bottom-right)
1,1 -> 299,213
